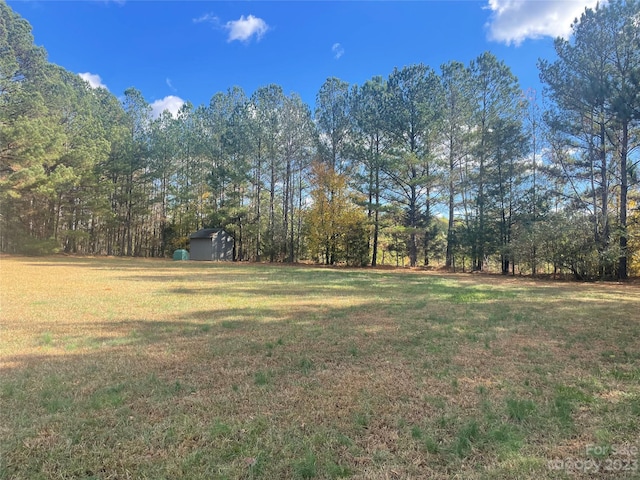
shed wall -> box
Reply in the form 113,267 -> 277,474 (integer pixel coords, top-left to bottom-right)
212,231 -> 234,261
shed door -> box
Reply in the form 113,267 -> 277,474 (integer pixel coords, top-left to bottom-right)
190,240 -> 211,261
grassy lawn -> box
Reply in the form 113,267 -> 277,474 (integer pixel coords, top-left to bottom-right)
1,256 -> 639,479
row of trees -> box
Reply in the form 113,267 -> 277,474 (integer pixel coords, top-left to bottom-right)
1,0 -> 639,278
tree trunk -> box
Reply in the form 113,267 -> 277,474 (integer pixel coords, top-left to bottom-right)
619,121 -> 628,279
372,164 -> 380,267
445,158 -> 455,268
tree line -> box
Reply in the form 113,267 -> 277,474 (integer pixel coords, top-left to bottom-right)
1,0 -> 639,279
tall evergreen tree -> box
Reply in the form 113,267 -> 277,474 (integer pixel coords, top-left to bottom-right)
385,64 -> 442,267
351,76 -> 390,266
315,77 -> 352,174
0,2 -> 55,251
281,93 -> 315,262
539,0 -> 640,278
149,110 -> 180,255
468,52 -> 523,270
439,61 -> 474,269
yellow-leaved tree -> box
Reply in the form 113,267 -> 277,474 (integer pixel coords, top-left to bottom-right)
305,162 -> 369,266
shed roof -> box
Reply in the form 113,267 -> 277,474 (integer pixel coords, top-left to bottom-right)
189,228 -> 227,240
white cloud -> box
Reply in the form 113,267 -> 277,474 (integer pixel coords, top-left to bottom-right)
166,78 -> 176,92
193,13 -> 219,25
150,95 -> 185,119
194,12 -> 269,43
485,0 -> 600,45
225,14 -> 269,42
78,72 -> 107,90
332,43 -> 345,60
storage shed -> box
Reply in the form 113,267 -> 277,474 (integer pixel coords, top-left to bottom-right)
189,228 -> 234,261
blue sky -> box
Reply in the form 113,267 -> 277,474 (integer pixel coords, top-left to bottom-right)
8,0 -> 599,117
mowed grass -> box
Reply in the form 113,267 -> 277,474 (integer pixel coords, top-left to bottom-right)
1,256 -> 640,479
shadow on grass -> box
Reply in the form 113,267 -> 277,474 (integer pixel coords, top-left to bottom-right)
0,301 -> 378,372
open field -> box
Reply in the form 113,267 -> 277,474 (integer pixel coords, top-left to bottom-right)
1,256 -> 640,479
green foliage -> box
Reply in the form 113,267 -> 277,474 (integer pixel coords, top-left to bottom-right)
315,77 -> 351,172
539,0 -> 640,279
1,0 -> 639,278
0,7 -> 118,254
19,237 -> 60,256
